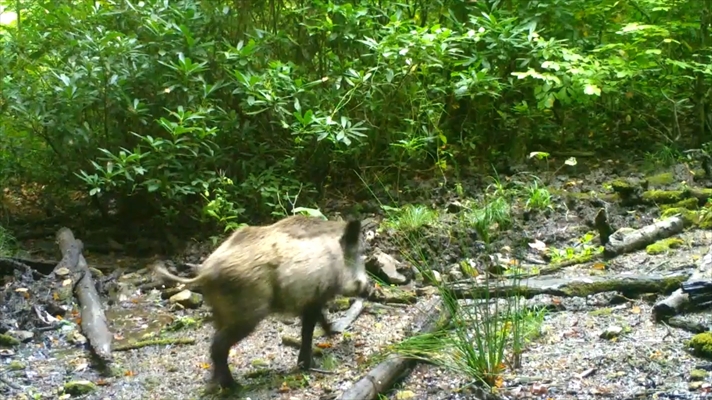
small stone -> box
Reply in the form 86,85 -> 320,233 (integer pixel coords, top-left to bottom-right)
396,390 -> 416,399
430,270 -> 442,284
600,325 -> 623,340
689,381 -> 704,390
63,380 -> 98,396
55,267 -> 71,277
169,290 -> 203,309
71,331 -> 87,345
448,264 -> 463,281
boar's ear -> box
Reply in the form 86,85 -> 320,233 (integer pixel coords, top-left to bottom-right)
340,219 -> 362,248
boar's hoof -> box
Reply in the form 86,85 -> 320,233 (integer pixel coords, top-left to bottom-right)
297,355 -> 314,370
209,372 -> 238,391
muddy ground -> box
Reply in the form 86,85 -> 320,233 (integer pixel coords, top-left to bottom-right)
3,156 -> 712,400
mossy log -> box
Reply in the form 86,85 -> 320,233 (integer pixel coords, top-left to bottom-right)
436,273 -> 689,300
641,187 -> 712,206
653,244 -> 712,321
603,215 -> 685,258
56,228 -> 113,363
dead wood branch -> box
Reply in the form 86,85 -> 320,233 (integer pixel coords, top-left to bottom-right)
603,216 -> 685,258
416,273 -> 690,300
337,297 -> 451,400
0,257 -> 45,279
113,337 -> 195,352
330,299 -> 365,333
665,316 -> 709,334
653,244 -> 712,320
56,228 -> 113,363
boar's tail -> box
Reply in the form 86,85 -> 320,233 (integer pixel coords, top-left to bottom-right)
151,261 -> 202,285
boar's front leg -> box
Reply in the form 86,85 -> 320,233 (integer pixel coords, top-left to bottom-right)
297,305 -> 327,369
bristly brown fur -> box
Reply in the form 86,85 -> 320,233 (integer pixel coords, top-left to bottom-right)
151,214 -> 370,391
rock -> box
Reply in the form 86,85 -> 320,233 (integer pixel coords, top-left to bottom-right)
55,267 -> 71,277
63,380 -> 97,396
169,290 -> 203,309
160,286 -> 186,300
366,250 -> 408,285
71,331 -> 87,345
430,270 -> 442,284
599,325 -> 623,340
448,264 -> 463,281
7,330 -> 34,343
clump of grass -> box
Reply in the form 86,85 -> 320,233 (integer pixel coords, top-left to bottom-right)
385,277 -> 548,389
382,204 -> 439,234
462,196 -> 511,244
524,180 -> 552,211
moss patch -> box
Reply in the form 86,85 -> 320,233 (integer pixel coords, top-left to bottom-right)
646,172 -> 675,186
646,237 -> 685,255
608,179 -> 638,195
688,332 -> 712,360
660,207 -> 712,228
642,190 -> 685,204
660,197 -> 699,211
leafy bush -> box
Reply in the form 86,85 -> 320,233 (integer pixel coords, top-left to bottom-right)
1,0 -> 710,230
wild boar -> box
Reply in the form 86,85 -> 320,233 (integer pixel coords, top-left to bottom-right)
152,215 -> 371,389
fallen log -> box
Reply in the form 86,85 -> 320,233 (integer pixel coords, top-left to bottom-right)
653,243 -> 712,320
113,337 -> 195,352
56,227 -> 113,363
603,215 -> 685,258
337,297 -> 449,400
416,273 -> 690,300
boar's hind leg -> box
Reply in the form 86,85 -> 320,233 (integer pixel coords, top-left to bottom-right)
298,305 -> 329,369
210,323 -> 258,389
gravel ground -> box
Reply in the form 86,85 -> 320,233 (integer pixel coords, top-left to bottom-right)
389,230 -> 712,400
1,285 -> 438,400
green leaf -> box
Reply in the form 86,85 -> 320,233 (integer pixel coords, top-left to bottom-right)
583,84 -> 601,96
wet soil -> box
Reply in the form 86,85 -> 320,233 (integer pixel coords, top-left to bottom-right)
3,157 -> 712,399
